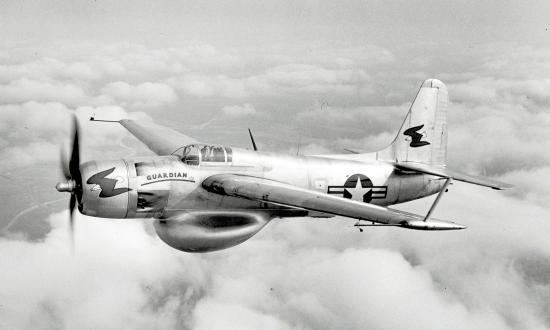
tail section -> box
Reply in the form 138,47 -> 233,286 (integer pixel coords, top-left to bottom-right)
377,79 -> 448,165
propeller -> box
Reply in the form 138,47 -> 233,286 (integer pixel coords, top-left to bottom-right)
56,115 -> 82,250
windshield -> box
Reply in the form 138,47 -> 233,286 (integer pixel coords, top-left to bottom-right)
180,145 -> 200,165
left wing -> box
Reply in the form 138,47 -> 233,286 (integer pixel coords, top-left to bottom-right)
119,119 -> 197,155
202,174 -> 466,230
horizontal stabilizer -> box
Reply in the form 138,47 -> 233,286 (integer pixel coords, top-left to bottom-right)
395,162 -> 513,190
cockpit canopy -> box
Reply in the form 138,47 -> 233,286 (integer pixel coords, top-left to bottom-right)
174,144 -> 233,166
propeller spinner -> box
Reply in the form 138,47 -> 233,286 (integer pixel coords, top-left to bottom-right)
56,115 -> 82,247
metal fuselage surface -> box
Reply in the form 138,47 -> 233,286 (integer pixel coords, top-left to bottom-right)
80,147 -> 443,219
77,146 -> 445,252
75,143 -> 450,252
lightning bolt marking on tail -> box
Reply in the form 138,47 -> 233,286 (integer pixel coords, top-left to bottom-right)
403,124 -> 430,148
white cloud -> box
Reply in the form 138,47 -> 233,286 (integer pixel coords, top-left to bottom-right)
0,212 -> 202,329
170,74 -> 251,99
500,166 -> 550,206
0,58 -> 103,83
167,52 -> 376,100
0,102 -> 151,169
0,78 -> 89,107
259,63 -> 371,95
3,187 -> 549,330
447,91 -> 550,174
193,301 -> 293,330
101,81 -> 178,108
222,103 -> 257,116
1,40 -> 550,329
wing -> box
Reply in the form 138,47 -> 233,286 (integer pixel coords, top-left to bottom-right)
394,162 -> 513,190
119,119 -> 197,155
202,174 -> 466,230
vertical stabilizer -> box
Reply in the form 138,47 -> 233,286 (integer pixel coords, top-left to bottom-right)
377,79 -> 448,165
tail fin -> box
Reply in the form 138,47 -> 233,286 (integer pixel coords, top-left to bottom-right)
377,79 -> 448,165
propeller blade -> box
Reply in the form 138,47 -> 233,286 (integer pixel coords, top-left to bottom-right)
69,194 -> 76,251
69,115 -> 81,184
57,115 -> 82,253
60,147 -> 71,180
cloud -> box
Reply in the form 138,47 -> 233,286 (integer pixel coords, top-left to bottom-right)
222,103 -> 257,116
1,40 -> 550,330
193,245 -> 510,330
0,78 -> 90,107
446,78 -> 550,175
169,74 -> 251,99
0,101 -> 151,170
258,64 -> 371,95
295,105 -> 404,138
100,81 -> 178,109
193,301 -> 293,330
499,166 -> 550,206
0,102 -> 73,169
166,46 -> 382,102
2,181 -> 550,330
0,212 -> 202,329
0,57 -> 106,84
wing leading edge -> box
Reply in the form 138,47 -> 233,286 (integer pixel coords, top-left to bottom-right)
202,174 -> 466,230
119,119 -> 197,155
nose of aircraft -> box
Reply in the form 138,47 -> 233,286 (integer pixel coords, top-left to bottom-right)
56,180 -> 77,193
56,114 -> 83,250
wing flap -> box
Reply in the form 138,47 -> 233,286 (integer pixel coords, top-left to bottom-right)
119,119 -> 197,155
395,162 -> 513,190
202,174 -> 465,230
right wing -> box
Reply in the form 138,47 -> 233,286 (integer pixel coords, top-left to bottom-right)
202,174 -> 466,230
119,119 -> 197,155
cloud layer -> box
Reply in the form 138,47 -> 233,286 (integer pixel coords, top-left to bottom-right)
1,181 -> 549,329
0,39 -> 549,329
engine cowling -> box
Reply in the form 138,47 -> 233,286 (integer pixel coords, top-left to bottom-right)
153,211 -> 271,252
79,160 -> 132,218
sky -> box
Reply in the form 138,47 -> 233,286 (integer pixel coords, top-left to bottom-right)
1,1 -> 550,329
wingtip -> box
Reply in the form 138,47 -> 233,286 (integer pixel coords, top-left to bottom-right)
491,183 -> 515,190
456,223 -> 467,230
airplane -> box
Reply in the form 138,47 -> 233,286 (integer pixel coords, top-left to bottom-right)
56,79 -> 512,252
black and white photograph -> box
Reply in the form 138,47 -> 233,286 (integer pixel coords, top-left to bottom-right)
1,1 -> 549,329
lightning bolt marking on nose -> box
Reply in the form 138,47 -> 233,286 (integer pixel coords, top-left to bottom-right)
86,167 -> 131,198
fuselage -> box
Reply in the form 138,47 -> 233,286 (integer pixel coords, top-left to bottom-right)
78,144 -> 445,220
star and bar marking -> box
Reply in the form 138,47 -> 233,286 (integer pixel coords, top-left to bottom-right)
327,174 -> 387,203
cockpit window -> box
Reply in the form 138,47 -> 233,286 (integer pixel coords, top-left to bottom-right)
225,146 -> 232,162
200,145 -> 225,162
176,144 -> 233,166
